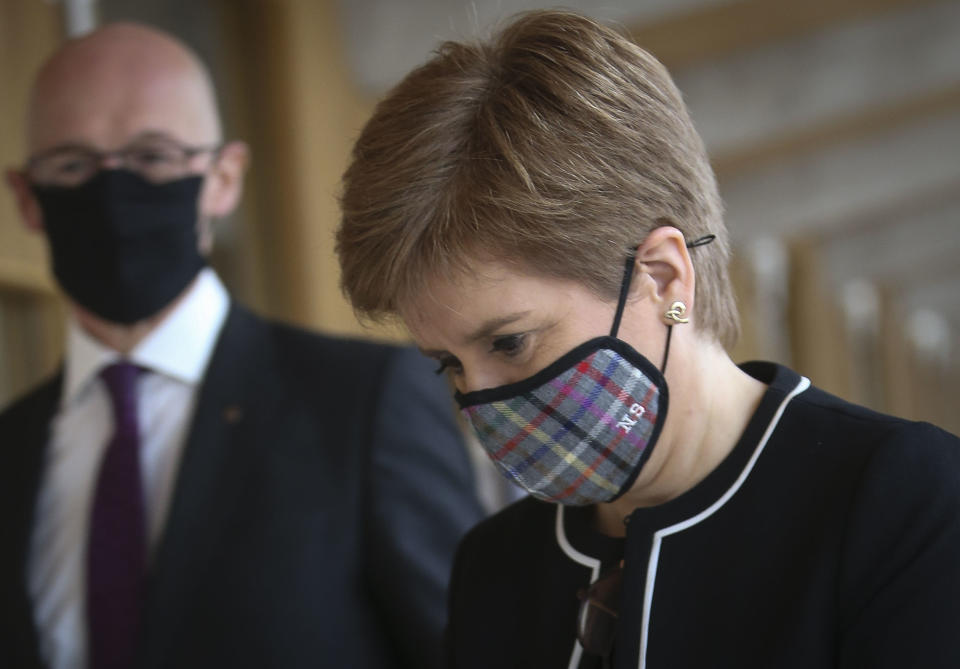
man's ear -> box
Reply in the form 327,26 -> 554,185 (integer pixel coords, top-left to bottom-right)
199,140 -> 250,219
5,169 -> 45,232
632,225 -> 695,309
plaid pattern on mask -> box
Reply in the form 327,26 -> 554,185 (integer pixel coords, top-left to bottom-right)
462,347 -> 661,505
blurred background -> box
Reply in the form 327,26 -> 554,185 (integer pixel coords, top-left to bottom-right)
2,0 -> 958,437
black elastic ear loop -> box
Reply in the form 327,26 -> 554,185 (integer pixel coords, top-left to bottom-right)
609,251 -> 637,338
613,233 -> 715,362
660,325 -> 674,374
686,234 -> 716,249
660,234 -> 713,372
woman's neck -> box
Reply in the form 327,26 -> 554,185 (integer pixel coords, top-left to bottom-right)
593,341 -> 767,537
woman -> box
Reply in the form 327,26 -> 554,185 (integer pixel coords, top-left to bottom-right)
337,10 -> 960,669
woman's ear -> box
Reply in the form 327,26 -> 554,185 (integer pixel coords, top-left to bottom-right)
631,225 -> 695,310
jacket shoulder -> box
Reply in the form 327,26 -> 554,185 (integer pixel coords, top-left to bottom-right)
782,380 -> 939,453
260,315 -> 404,377
233,309 -> 444,419
0,373 -> 61,431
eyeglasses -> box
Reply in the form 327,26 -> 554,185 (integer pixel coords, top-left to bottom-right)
25,136 -> 221,187
576,564 -> 623,659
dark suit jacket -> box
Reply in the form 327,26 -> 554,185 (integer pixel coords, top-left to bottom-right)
0,304 -> 484,669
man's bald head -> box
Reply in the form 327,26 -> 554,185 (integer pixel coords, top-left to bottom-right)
28,22 -> 222,154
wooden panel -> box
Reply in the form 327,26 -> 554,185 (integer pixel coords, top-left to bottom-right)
0,1 -> 65,406
787,239 -> 852,399
726,254 -> 760,362
0,291 -> 64,409
675,1 -> 960,159
629,0 -> 942,72
219,0 -> 402,340
715,85 -> 960,180
0,1 -> 62,294
721,112 -> 960,241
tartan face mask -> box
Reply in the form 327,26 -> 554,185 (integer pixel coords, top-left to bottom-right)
455,335 -> 669,505
453,244 -> 685,506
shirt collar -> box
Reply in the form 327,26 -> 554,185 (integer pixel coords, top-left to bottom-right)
63,268 -> 230,405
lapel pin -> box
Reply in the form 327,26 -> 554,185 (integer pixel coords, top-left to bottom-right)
222,405 -> 244,424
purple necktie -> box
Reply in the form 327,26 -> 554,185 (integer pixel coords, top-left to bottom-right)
87,362 -> 146,669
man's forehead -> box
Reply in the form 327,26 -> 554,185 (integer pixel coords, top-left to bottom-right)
28,24 -> 220,153
31,75 -> 214,151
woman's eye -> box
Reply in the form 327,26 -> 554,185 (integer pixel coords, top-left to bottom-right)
490,334 -> 527,356
434,356 -> 463,376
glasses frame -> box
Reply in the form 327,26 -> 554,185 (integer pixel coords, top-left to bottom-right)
24,139 -> 223,186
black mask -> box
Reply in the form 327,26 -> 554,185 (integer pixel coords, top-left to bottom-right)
31,169 -> 207,324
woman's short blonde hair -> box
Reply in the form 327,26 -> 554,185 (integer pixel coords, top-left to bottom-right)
337,9 -> 739,347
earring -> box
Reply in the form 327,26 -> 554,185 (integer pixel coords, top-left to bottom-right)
664,301 -> 689,324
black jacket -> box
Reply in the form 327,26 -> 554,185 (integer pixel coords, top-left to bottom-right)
0,304 -> 485,669
446,363 -> 960,669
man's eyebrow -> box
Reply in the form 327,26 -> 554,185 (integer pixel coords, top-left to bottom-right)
27,142 -> 92,161
127,130 -> 180,143
29,131 -> 180,161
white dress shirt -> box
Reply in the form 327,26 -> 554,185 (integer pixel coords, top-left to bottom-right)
28,269 -> 230,669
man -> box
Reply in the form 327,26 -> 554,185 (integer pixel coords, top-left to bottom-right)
0,22 -> 484,669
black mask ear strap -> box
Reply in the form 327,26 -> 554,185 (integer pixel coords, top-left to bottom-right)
686,234 -> 716,249
611,233 -> 712,367
609,251 -> 637,338
660,324 -> 674,374
657,234 -> 711,372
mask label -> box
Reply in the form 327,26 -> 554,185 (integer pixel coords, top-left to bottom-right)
616,403 -> 646,432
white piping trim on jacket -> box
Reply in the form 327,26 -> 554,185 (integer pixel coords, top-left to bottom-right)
637,376 -> 810,668
556,505 -> 602,669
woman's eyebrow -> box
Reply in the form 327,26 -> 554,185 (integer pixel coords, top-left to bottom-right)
417,311 -> 533,358
466,311 -> 531,343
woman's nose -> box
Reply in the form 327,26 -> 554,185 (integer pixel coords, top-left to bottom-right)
456,370 -> 486,396
459,364 -> 512,395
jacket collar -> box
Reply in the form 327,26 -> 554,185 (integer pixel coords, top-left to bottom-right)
137,305 -> 284,668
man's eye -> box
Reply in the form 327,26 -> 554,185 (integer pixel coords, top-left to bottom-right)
129,148 -> 173,165
53,157 -> 92,174
490,334 -> 526,356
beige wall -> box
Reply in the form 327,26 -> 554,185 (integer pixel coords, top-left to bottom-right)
1,1 -> 956,437
217,0 -> 399,341
0,2 -> 61,294
0,0 -> 396,408
0,2 -> 65,407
